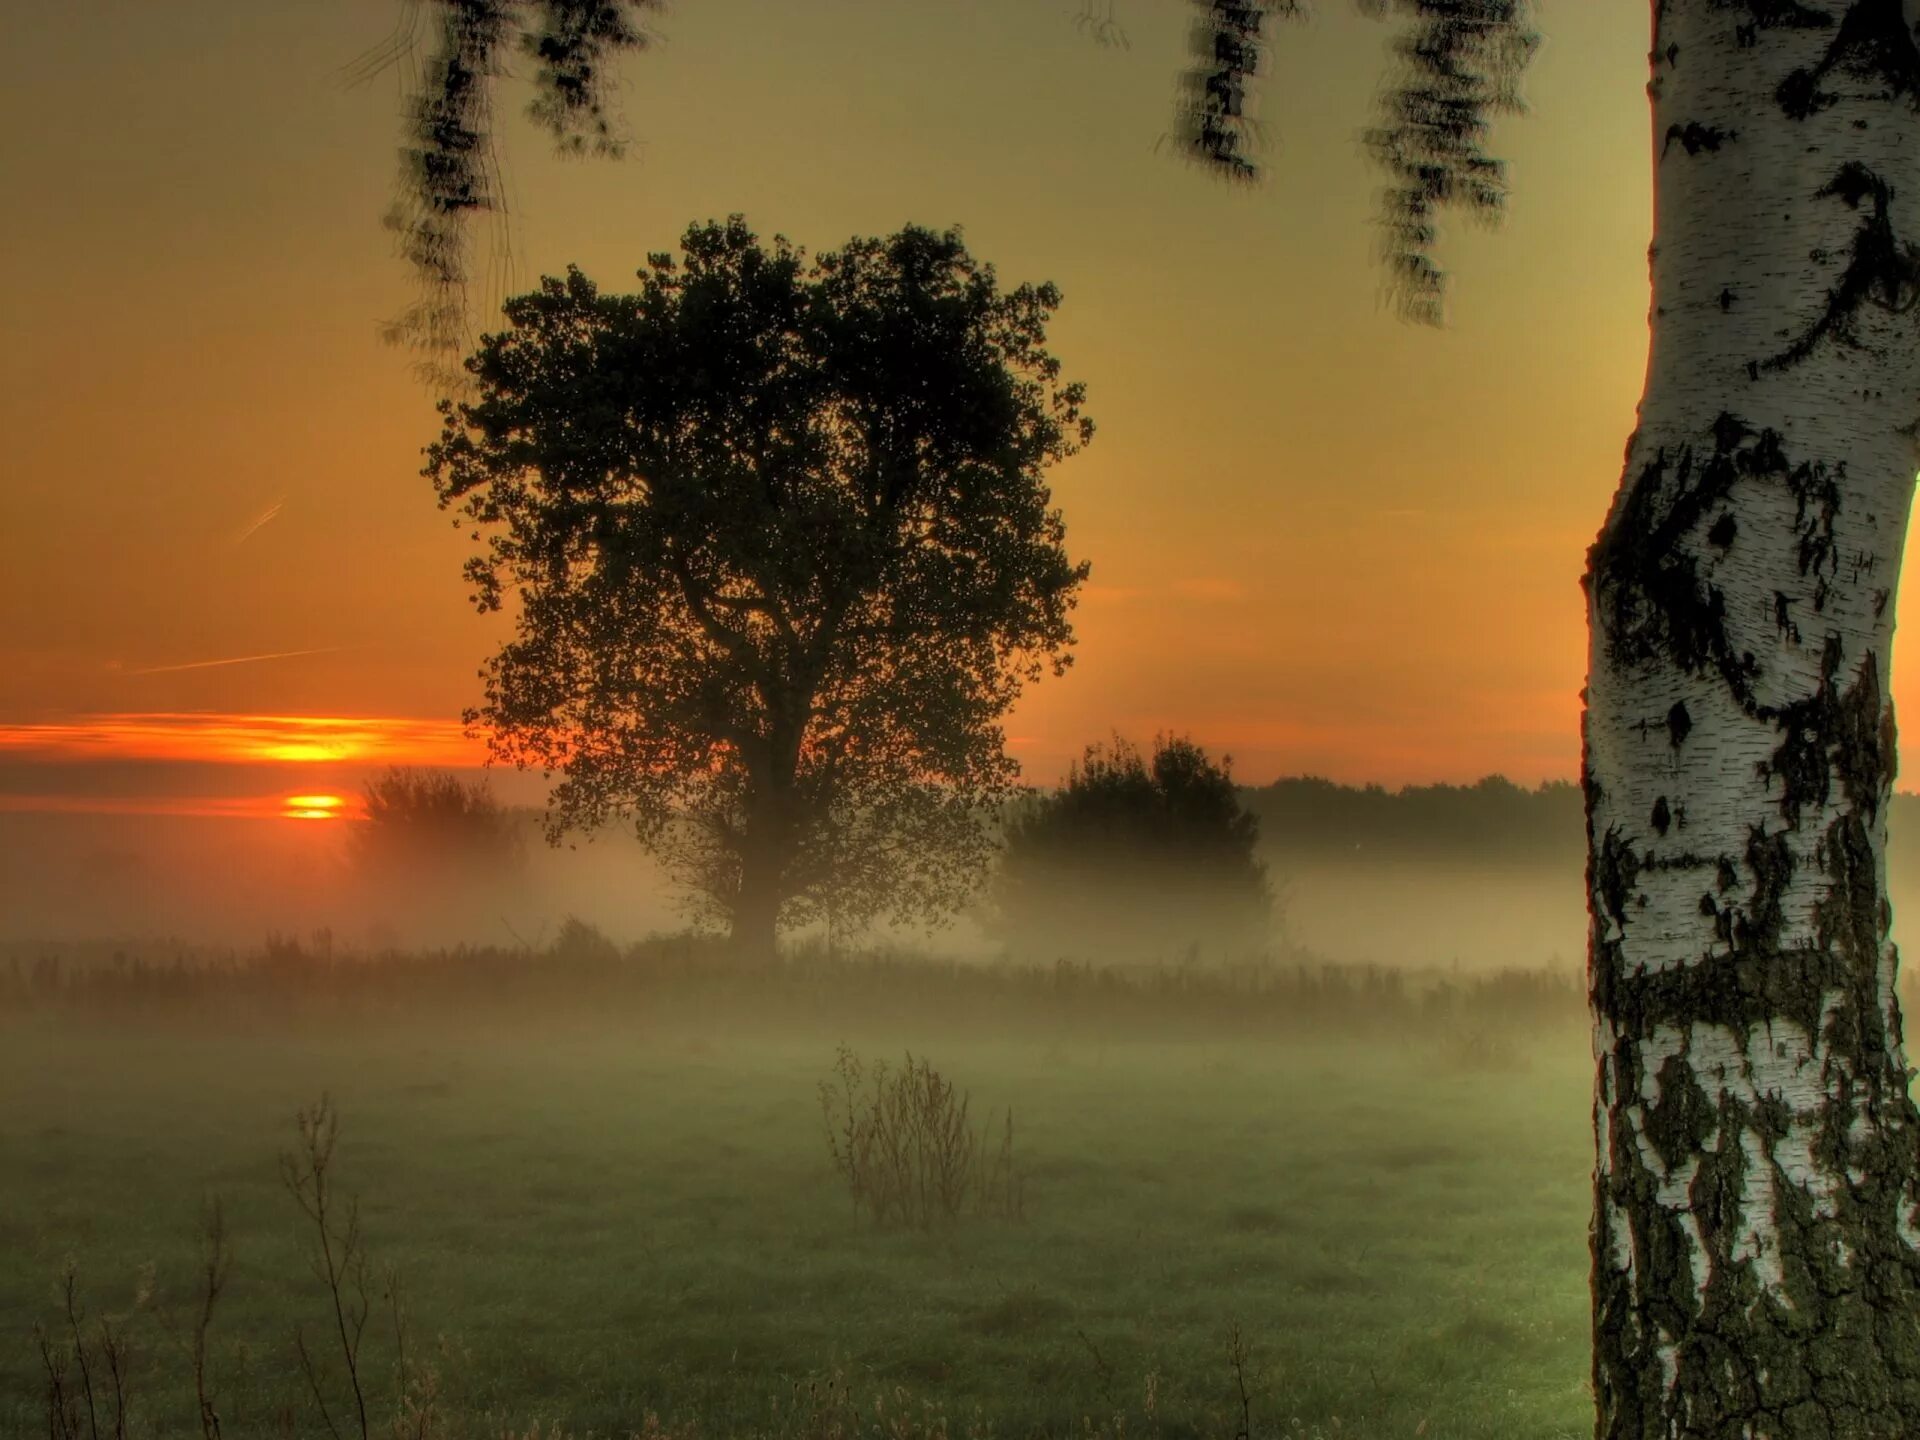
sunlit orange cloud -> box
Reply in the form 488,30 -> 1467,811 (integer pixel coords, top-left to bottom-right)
0,793 -> 349,821
0,714 -> 482,767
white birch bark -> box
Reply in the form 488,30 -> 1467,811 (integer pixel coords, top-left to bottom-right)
1586,2 -> 1920,1434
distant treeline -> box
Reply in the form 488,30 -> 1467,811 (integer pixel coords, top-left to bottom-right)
1242,776 -> 1920,867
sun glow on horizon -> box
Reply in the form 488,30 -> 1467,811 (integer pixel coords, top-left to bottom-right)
282,794 -> 347,821
0,714 -> 490,820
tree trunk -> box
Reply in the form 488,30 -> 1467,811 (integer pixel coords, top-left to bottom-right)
729,723 -> 802,965
1585,3 -> 1920,1435
729,855 -> 782,965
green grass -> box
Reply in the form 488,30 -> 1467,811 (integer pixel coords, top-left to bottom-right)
0,954 -> 1596,1439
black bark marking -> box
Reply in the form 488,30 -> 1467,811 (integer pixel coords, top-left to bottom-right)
1646,1054 -> 1718,1169
1653,795 -> 1673,836
1596,833 -> 1810,1037
1664,121 -> 1734,157
1766,639 -> 1893,827
1832,650 -> 1896,819
1587,415 -> 1807,705
1668,701 -> 1694,748
1775,0 -> 1920,121
1595,417 -> 1836,709
1599,827 -> 1646,934
1776,590 -> 1803,644
1763,162 -> 1920,373
1642,850 -> 1717,874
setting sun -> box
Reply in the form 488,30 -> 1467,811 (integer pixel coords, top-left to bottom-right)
282,794 -> 347,821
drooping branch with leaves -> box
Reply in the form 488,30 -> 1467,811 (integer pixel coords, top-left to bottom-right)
1357,0 -> 1538,323
372,0 -> 1535,367
1172,0 -> 1537,320
368,0 -> 662,374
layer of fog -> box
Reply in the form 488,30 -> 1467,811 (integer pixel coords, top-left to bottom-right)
10,797 -> 1920,974
0,813 -> 1704,974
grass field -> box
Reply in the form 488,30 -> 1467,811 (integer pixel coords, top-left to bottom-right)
2,945 -> 1598,1439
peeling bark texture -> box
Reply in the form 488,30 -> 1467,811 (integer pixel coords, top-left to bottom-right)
1585,3 -> 1920,1435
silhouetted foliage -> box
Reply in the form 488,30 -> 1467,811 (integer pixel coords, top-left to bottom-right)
993,735 -> 1273,963
348,768 -> 527,934
549,914 -> 623,967
430,217 -> 1092,957
353,767 -> 522,866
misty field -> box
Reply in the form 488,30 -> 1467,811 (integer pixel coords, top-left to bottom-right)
2,947 -> 1599,1439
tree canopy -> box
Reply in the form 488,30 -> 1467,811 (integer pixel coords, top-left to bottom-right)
993,734 -> 1274,964
428,217 -> 1092,952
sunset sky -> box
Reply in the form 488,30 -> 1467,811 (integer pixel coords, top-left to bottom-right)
8,0 -> 1878,830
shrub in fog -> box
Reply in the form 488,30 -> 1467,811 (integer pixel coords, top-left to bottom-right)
819,1045 -> 1022,1228
347,767 -> 528,942
548,914 -> 623,967
992,735 -> 1273,965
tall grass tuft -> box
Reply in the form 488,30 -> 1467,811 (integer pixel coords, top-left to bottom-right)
819,1046 -> 1024,1228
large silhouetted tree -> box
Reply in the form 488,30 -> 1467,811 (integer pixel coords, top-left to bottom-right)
382,1 -> 1920,1431
429,217 -> 1090,957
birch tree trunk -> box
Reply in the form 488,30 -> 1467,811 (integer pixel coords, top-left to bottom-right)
1585,3 -> 1920,1434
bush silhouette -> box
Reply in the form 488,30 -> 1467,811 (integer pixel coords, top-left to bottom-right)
992,735 -> 1274,964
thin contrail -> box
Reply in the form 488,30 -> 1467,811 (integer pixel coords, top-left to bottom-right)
232,498 -> 286,546
127,646 -> 344,676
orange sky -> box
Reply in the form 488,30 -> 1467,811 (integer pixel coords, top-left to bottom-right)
12,0 -> 1908,814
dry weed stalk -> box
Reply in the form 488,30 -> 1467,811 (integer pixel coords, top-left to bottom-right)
32,1104 -> 444,1440
282,1094 -> 373,1440
1225,1320 -> 1254,1440
187,1196 -> 233,1439
35,1261 -> 139,1440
